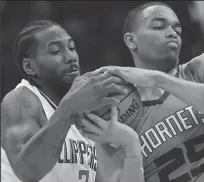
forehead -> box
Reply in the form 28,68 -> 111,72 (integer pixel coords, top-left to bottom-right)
142,5 -> 179,23
35,25 -> 71,46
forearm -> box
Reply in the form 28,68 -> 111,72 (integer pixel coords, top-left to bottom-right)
119,143 -> 144,182
155,71 -> 204,113
119,157 -> 144,182
17,102 -> 74,181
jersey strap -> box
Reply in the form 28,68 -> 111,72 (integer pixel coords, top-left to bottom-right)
142,66 -> 179,107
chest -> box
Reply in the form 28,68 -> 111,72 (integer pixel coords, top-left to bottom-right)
136,95 -> 204,160
58,125 -> 97,171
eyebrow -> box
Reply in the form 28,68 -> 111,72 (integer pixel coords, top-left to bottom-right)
48,38 -> 74,46
150,17 -> 182,28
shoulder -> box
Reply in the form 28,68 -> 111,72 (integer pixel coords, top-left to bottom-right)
1,86 -> 43,123
182,53 -> 204,83
1,87 -> 45,150
188,53 -> 204,71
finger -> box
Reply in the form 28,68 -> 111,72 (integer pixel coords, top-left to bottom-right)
82,69 -> 108,79
74,113 -> 86,127
94,66 -> 114,74
100,76 -> 126,87
81,131 -> 100,141
85,113 -> 108,130
84,113 -> 106,129
75,122 -> 86,131
111,105 -> 118,124
92,67 -> 109,75
88,72 -> 112,84
91,67 -> 116,77
107,68 -> 125,79
80,117 -> 102,134
104,84 -> 128,96
79,127 -> 97,134
101,97 -> 120,107
82,70 -> 101,78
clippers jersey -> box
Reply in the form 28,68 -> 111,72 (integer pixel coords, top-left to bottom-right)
1,79 -> 97,182
135,63 -> 204,182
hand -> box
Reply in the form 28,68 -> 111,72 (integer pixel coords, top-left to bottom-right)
77,106 -> 141,150
62,70 -> 127,114
96,66 -> 159,87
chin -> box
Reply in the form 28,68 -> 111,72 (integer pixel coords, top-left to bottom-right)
63,75 -> 80,84
163,55 -> 179,72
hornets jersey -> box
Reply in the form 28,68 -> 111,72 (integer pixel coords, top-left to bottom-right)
135,60 -> 204,182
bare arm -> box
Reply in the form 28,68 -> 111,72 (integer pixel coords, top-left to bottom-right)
1,72 -> 126,182
155,74 -> 204,113
95,140 -> 144,182
119,144 -> 144,182
1,87 -> 73,181
155,54 -> 204,113
100,54 -> 204,113
107,144 -> 144,182
78,108 -> 144,182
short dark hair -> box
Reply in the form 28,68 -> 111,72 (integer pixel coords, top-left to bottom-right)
13,20 -> 59,77
123,2 -> 171,35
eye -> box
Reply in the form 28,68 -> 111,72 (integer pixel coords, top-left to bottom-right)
69,47 -> 76,52
49,45 -> 61,55
69,41 -> 76,52
153,25 -> 163,30
174,29 -> 182,36
50,49 -> 60,55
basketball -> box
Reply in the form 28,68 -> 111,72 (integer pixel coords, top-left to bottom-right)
92,84 -> 142,126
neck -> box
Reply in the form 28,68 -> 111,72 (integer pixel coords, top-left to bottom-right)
30,77 -> 71,106
131,54 -> 179,100
133,57 -> 156,70
131,53 -> 178,73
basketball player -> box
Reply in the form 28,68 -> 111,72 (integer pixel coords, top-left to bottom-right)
80,2 -> 204,182
1,20 -> 132,182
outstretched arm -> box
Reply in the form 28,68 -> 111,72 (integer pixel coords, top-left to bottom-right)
155,56 -> 204,113
99,53 -> 204,113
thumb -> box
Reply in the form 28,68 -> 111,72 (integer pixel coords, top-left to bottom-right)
110,105 -> 118,125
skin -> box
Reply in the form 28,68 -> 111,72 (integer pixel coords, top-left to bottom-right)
26,25 -> 80,104
1,25 -> 127,182
100,5 -> 204,112
80,4 -> 204,182
34,26 -> 80,85
125,5 -> 182,72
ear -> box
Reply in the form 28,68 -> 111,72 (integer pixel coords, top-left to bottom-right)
124,32 -> 137,50
22,58 -> 38,76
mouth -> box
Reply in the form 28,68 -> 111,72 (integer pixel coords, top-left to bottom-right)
64,69 -> 80,76
166,41 -> 179,48
68,69 -> 79,73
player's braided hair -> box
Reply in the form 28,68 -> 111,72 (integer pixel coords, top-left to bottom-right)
13,20 -> 59,77
123,2 -> 171,35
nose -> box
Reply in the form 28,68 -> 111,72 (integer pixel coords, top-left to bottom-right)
166,26 -> 178,38
63,49 -> 77,64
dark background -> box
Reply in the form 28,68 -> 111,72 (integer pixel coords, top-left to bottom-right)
1,1 -> 204,102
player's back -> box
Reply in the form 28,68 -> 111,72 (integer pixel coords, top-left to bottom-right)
135,63 -> 204,182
